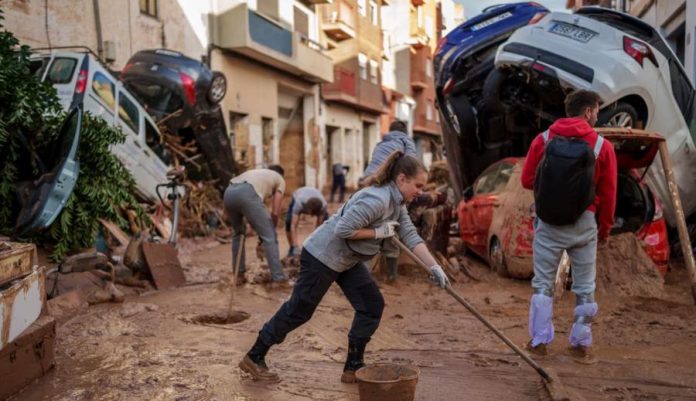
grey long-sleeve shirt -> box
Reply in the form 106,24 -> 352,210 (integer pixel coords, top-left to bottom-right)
362,131 -> 417,178
303,182 -> 423,272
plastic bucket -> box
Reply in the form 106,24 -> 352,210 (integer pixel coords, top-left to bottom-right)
355,363 -> 420,401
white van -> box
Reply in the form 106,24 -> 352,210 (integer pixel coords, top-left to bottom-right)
30,51 -> 170,202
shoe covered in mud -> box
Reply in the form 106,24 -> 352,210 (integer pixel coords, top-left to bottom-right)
235,274 -> 248,286
568,345 -> 598,365
341,339 -> 368,383
239,355 -> 280,382
267,279 -> 293,291
524,340 -> 548,356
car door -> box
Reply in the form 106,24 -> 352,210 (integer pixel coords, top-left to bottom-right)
470,161 -> 516,256
15,106 -> 83,236
459,162 -> 502,256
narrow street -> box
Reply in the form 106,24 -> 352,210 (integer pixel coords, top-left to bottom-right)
12,212 -> 696,401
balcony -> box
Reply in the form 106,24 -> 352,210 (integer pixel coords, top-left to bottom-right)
322,62 -> 383,114
321,0 -> 356,41
413,93 -> 439,135
412,0 -> 425,6
306,0 -> 333,3
213,4 -> 333,83
410,47 -> 432,90
323,67 -> 358,104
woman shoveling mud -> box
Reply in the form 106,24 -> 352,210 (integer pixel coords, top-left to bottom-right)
238,152 -> 449,383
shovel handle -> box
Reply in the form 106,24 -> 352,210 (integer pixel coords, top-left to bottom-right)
391,238 -> 552,382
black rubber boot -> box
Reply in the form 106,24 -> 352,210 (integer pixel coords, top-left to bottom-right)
239,337 -> 279,381
386,257 -> 398,282
341,338 -> 368,383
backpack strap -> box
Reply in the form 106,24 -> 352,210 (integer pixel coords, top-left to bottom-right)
541,129 -> 550,144
593,135 -> 604,158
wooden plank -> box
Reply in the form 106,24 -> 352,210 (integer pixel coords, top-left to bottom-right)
658,141 -> 696,303
97,219 -> 130,246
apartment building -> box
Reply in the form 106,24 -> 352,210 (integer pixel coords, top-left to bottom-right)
381,0 -> 460,167
316,0 -> 384,188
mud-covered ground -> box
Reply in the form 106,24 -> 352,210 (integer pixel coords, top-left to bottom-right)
11,211 -> 696,401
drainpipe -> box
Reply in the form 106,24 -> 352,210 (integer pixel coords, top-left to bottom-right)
92,0 -> 104,60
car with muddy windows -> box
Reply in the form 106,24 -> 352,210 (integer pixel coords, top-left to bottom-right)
30,50 -> 171,202
456,130 -> 670,278
492,7 -> 696,225
434,1 -> 549,198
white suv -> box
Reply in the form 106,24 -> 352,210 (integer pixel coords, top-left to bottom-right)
30,51 -> 170,202
493,7 -> 696,225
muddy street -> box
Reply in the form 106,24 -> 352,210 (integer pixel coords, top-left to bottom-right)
11,215 -> 696,401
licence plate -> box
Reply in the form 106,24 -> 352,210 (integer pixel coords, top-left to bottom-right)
549,22 -> 596,43
472,12 -> 513,31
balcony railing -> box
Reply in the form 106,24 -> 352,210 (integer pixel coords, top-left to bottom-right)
322,62 -> 382,114
411,46 -> 432,90
321,0 -> 356,41
323,66 -> 357,99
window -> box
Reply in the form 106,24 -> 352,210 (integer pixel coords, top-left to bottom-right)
417,6 -> 424,28
474,162 -> 514,195
47,58 -> 78,84
426,16 -> 434,38
425,58 -> 432,77
358,0 -> 367,16
145,118 -> 169,163
369,1 -> 378,25
118,92 -> 140,133
358,53 -> 368,80
294,6 -> 309,37
369,60 -> 378,84
92,72 -> 116,111
426,100 -> 433,121
139,0 -> 158,18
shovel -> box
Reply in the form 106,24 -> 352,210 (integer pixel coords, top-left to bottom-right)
142,168 -> 188,290
391,237 -> 575,401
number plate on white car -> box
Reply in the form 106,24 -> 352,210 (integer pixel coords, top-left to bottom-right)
472,12 -> 513,31
549,22 -> 596,43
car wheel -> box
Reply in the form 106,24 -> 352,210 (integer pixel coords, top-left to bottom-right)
489,237 -> 508,277
598,102 -> 639,128
207,72 -> 227,104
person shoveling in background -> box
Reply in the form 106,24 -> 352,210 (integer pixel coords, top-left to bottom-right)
521,90 -> 617,363
285,186 -> 329,258
224,165 -> 291,290
238,152 -> 449,383
360,120 -> 417,283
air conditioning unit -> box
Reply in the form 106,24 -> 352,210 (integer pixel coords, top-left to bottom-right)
104,40 -> 117,63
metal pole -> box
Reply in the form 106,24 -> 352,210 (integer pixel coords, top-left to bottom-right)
658,141 -> 696,303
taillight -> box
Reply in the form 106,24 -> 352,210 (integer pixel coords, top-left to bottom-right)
121,62 -> 133,75
442,77 -> 456,95
528,12 -> 547,25
623,36 -> 658,67
74,69 -> 88,95
435,36 -> 448,55
180,72 -> 196,105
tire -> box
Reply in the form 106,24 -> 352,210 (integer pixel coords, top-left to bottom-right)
207,71 -> 227,104
489,237 -> 509,277
481,68 -> 506,113
598,102 -> 639,128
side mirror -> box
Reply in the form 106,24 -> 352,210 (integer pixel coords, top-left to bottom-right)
463,186 -> 474,201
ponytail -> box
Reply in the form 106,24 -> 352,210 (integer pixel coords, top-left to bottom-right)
362,151 -> 426,187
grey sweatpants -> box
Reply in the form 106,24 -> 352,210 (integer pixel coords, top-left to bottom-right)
223,183 -> 287,282
532,210 -> 598,298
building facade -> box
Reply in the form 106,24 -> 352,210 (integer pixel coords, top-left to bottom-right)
316,0 -> 384,188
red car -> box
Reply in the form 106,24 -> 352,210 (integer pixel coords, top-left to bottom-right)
457,132 -> 670,278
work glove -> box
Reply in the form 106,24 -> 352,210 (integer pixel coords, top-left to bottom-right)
429,265 -> 450,288
374,221 -> 400,239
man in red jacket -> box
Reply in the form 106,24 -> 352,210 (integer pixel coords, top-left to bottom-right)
521,90 -> 617,362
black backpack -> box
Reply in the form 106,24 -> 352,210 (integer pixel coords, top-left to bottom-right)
533,130 -> 604,226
